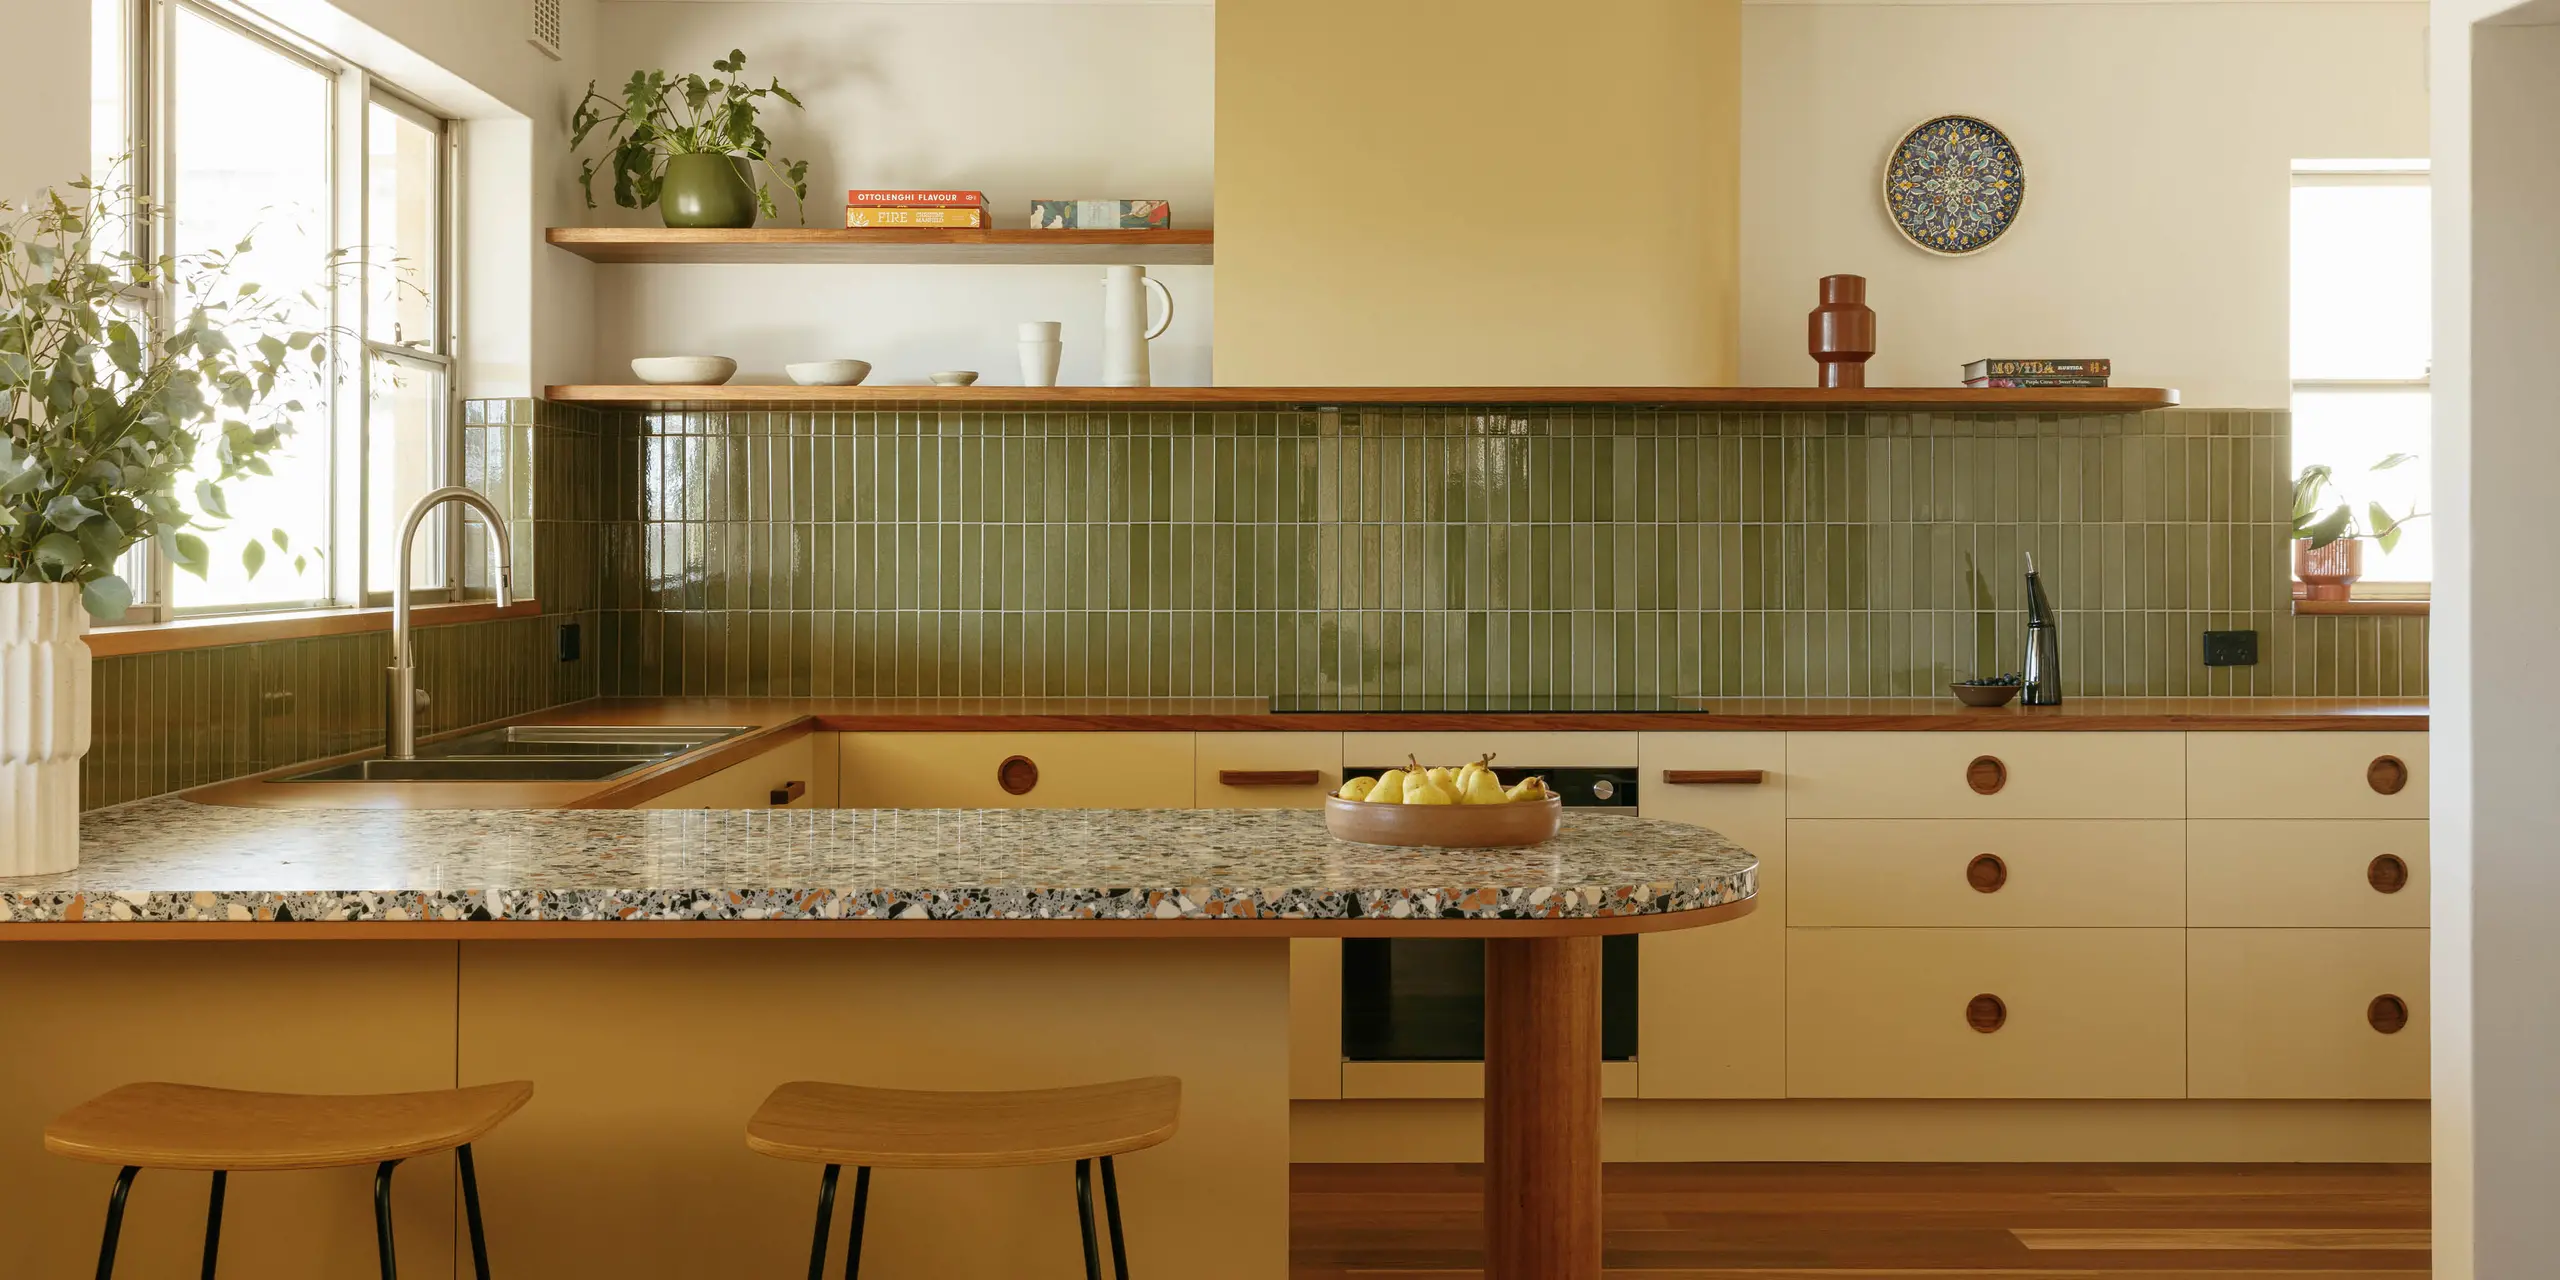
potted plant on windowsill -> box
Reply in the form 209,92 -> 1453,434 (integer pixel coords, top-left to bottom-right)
2292,455 -> 2425,601
0,176 -> 323,876
571,50 -> 810,229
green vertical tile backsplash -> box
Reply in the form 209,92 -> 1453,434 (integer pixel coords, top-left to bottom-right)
592,405 -> 2423,702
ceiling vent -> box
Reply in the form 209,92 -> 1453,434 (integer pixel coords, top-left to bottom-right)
528,0 -> 563,61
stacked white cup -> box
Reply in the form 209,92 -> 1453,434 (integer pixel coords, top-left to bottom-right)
1018,321 -> 1063,387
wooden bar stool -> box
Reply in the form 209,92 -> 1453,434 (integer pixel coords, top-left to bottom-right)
45,1080 -> 534,1280
747,1076 -> 1181,1280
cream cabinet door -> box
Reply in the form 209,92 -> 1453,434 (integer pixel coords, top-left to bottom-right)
2188,821 -> 2428,928
837,733 -> 1193,808
2189,928 -> 2429,1099
1195,733 -> 1343,809
2186,732 -> 2428,819
1788,927 -> 2187,1099
636,732 -> 823,809
1786,733 -> 2184,819
1790,820 -> 2185,927
1340,731 -> 1640,771
1637,732 -> 1787,1099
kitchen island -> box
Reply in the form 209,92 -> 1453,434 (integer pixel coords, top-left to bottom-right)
0,801 -> 1754,1280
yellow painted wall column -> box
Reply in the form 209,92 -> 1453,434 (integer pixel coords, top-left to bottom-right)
1214,0 -> 1741,386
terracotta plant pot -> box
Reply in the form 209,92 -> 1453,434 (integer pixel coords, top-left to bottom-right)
2294,537 -> 2364,601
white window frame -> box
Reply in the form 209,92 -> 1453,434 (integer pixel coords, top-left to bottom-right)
98,0 -> 464,622
2289,161 -> 2431,600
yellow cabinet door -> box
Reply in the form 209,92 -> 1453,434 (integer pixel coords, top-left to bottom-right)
1785,733 -> 2184,819
1636,732 -> 1788,1098
1288,938 -> 1343,1100
836,733 -> 1194,808
1789,820 -> 2185,927
1787,927 -> 2187,1098
2187,820 -> 2429,927
2186,732 -> 2428,818
2189,928 -> 2429,1099
1195,732 -> 1343,809
636,732 -> 823,809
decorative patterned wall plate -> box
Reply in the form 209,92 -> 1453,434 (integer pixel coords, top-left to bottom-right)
1882,115 -> 2026,256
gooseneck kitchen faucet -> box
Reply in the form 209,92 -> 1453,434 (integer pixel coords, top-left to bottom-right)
386,487 -> 514,760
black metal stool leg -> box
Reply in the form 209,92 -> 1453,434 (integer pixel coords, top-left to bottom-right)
843,1166 -> 870,1280
373,1158 -> 403,1280
93,1166 -> 139,1280
200,1169 -> 227,1280
457,1144 -> 492,1280
807,1164 -> 840,1280
1100,1156 -> 1129,1280
1075,1159 -> 1103,1280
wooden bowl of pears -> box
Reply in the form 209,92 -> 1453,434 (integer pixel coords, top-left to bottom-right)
1323,755 -> 1565,848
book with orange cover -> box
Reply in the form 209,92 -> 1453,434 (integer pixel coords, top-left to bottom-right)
846,189 -> 986,208
843,206 -> 991,228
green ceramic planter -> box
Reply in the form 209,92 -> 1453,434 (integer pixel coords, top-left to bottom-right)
659,153 -> 758,229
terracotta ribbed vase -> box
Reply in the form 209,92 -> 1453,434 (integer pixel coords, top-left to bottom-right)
1807,274 -> 1877,389
0,583 -> 89,877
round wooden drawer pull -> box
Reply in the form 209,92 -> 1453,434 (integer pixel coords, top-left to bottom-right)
2367,994 -> 2409,1034
2367,854 -> 2410,894
2367,755 -> 2409,796
1966,993 -> 2007,1033
1965,756 -> 2008,796
1966,854 -> 2008,893
996,755 -> 1041,796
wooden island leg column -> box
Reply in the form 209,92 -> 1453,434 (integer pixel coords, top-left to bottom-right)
1482,935 -> 1603,1280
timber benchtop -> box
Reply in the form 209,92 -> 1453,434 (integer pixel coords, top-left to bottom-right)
0,805 -> 1754,939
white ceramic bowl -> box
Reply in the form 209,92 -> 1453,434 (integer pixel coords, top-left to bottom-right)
928,370 -> 980,387
785,359 -> 872,386
631,356 -> 737,386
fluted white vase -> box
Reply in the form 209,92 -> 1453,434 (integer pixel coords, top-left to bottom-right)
0,583 -> 89,877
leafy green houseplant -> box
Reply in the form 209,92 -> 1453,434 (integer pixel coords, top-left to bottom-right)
2291,454 -> 2425,600
571,50 -> 810,228
0,175 -> 326,875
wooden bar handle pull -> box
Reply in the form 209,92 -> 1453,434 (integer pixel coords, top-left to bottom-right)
1966,993 -> 2008,1033
1219,770 -> 1322,787
769,780 -> 806,806
996,755 -> 1040,796
1662,770 -> 1767,785
1966,756 -> 2008,795
1966,854 -> 2008,893
2367,854 -> 2409,894
2367,994 -> 2409,1034
2367,755 -> 2409,795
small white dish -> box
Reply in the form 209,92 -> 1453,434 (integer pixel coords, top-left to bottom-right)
631,356 -> 737,386
786,359 -> 872,387
929,370 -> 980,386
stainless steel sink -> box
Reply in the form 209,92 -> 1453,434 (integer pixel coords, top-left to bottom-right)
276,725 -> 750,784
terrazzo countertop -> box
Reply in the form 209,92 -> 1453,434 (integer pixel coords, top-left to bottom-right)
0,799 -> 1756,928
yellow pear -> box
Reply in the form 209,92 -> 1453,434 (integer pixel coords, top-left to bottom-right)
1337,776 -> 1377,802
1404,773 -> 1455,805
1460,769 -> 1509,805
1369,768 -> 1410,803
1425,766 -> 1457,792
1504,776 -> 1549,803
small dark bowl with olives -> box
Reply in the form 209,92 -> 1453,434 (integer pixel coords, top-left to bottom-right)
1950,673 -> 2024,707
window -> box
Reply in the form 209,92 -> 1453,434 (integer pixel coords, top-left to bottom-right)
92,1 -> 458,619
2290,161 -> 2431,592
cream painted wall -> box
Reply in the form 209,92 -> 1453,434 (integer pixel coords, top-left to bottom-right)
1740,0 -> 2428,406
587,0 -> 1214,385
0,0 -> 88,204
1214,0 -> 1741,386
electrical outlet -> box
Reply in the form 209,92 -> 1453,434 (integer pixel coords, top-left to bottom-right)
556,620 -> 581,663
2202,629 -> 2259,667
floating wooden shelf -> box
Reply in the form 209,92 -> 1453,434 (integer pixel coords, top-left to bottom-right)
542,384 -> 2182,412
546,226 -> 1214,266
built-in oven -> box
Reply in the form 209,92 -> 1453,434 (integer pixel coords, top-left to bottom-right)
1339,765 -> 1642,1063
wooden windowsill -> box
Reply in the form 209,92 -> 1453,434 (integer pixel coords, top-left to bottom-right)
85,599 -> 543,658
2293,598 -> 2430,616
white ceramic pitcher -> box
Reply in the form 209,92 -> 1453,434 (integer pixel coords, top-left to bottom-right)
1101,266 -> 1174,388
